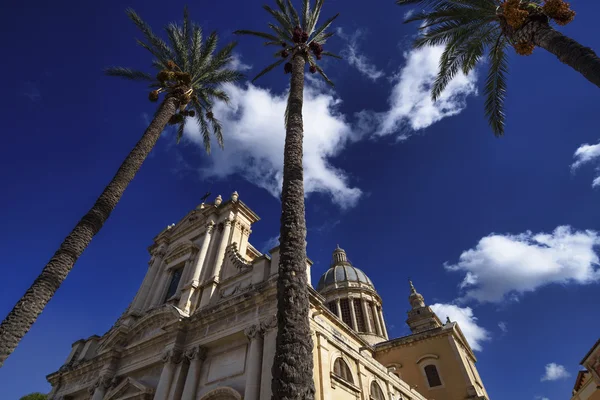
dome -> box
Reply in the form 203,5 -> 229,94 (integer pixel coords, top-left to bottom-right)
316,246 -> 375,292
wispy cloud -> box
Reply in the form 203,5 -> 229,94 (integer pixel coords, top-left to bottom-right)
337,28 -> 385,82
21,82 -> 41,101
541,363 -> 571,382
445,226 -> 600,303
571,140 -> 600,188
430,303 -> 491,351
498,321 -> 508,334
261,235 -> 280,253
372,45 -> 477,139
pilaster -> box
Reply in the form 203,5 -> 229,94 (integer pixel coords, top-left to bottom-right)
179,221 -> 215,313
259,315 -> 277,400
154,349 -> 181,400
244,323 -> 264,400
181,346 -> 207,400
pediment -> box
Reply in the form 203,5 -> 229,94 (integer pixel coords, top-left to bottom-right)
97,326 -> 130,354
105,377 -> 155,400
167,211 -> 205,238
164,239 -> 199,264
126,306 -> 183,347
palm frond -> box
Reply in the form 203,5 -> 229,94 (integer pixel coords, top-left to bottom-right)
192,99 -> 212,154
315,64 -> 334,86
234,30 -> 281,42
126,9 -> 173,63
322,51 -> 342,59
313,31 -> 334,44
166,23 -> 189,71
301,0 -> 311,30
176,117 -> 186,144
135,39 -> 172,65
182,6 -> 192,51
263,5 -> 294,33
207,113 -> 225,150
204,87 -> 230,104
307,0 -> 325,35
286,0 -> 301,28
269,23 -> 293,42
251,58 -> 286,82
105,67 -> 154,81
484,35 -> 508,136
191,24 -> 203,69
311,13 -> 339,44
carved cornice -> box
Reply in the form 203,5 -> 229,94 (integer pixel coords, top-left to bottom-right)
161,349 -> 183,364
87,373 -> 113,394
260,315 -> 277,333
226,242 -> 253,271
244,323 -> 262,339
164,240 -> 200,264
185,346 -> 207,361
219,280 -> 253,299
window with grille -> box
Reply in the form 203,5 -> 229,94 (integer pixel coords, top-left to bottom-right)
339,298 -> 353,328
366,302 -> 376,334
424,364 -> 442,387
333,358 -> 353,384
163,268 -> 183,303
353,299 -> 366,332
327,301 -> 338,317
370,381 -> 385,400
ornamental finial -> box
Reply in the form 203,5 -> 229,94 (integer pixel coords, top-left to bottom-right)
231,191 -> 239,202
214,194 -> 223,206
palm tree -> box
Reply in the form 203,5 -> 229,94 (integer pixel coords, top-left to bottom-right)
0,7 -> 242,367
396,0 -> 600,135
234,1 -> 340,398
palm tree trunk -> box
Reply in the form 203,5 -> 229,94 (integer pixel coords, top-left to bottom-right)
0,96 -> 179,368
271,53 -> 315,400
518,19 -> 600,87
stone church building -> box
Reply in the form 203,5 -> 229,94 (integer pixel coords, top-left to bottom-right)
46,192 -> 490,400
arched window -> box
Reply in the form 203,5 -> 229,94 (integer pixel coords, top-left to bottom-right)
370,381 -> 385,400
333,358 -> 353,383
424,364 -> 442,387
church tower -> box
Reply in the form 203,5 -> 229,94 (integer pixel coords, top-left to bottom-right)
406,281 -> 443,334
374,281 -> 490,400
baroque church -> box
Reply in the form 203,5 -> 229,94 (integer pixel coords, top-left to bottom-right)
46,192 -> 490,400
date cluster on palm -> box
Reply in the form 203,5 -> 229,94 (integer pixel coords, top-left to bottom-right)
148,60 -> 192,102
500,0 -> 576,56
281,26 -> 325,74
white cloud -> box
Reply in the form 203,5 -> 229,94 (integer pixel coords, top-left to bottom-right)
261,235 -> 280,253
430,303 -> 491,352
404,9 -> 416,21
498,321 -> 508,334
183,82 -> 362,209
541,363 -> 571,382
228,53 -> 252,72
571,140 -> 600,188
535,396 -> 550,400
337,28 -> 385,81
372,45 -> 477,138
445,226 -> 600,303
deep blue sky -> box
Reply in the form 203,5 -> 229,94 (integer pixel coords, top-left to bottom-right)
1,0 -> 600,399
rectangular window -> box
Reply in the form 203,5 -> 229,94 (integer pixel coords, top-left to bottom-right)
353,300 -> 366,332
327,301 -> 338,317
366,302 -> 376,334
339,299 -> 352,328
163,268 -> 183,303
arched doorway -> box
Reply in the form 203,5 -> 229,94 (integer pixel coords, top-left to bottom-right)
199,387 -> 242,400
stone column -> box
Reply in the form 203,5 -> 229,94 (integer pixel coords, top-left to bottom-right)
179,222 -> 215,312
349,298 -> 358,331
131,244 -> 167,313
371,302 -> 383,336
200,218 -> 233,306
88,374 -> 111,400
212,218 -> 233,281
181,346 -> 207,400
259,316 -> 277,400
378,307 -> 389,339
361,299 -> 373,334
154,350 -> 180,400
244,324 -> 264,400
315,333 -> 331,400
335,299 -> 342,319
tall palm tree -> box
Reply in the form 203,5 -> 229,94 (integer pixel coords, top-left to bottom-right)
0,7 -> 242,367
396,0 -> 600,135
234,1 -> 340,398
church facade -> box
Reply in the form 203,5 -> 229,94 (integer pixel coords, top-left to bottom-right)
46,192 -> 490,400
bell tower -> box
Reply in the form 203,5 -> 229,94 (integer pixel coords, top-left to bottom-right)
406,281 -> 442,334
